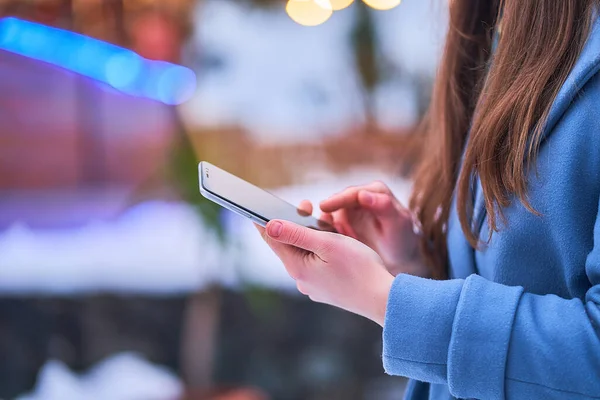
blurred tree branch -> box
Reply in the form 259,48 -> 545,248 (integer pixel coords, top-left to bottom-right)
351,1 -> 379,127
167,109 -> 225,238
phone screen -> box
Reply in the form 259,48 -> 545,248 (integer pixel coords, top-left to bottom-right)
200,162 -> 335,232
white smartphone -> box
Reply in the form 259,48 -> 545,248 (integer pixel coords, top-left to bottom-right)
199,161 -> 335,232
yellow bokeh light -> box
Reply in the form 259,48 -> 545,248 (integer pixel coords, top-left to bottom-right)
330,0 -> 354,11
286,0 -> 333,27
361,0 -> 401,11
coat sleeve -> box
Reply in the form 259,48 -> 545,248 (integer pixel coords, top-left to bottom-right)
382,203 -> 600,399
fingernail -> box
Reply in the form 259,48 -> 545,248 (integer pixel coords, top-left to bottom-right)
268,221 -> 283,238
362,192 -> 374,205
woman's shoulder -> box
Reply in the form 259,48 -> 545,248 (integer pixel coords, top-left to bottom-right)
544,16 -> 600,140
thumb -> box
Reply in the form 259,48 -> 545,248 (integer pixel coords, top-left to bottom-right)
357,191 -> 398,217
266,220 -> 334,258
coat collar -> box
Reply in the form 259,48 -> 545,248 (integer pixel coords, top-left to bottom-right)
472,15 -> 600,235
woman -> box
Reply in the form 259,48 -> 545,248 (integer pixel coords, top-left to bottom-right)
258,0 -> 600,398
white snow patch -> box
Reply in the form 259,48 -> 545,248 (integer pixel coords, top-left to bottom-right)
17,353 -> 183,400
0,172 -> 411,295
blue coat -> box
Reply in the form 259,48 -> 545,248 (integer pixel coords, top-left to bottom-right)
382,16 -> 600,400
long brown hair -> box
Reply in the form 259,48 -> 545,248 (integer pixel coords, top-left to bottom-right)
410,0 -> 598,279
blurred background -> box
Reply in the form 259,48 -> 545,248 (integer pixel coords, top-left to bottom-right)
0,0 -> 446,399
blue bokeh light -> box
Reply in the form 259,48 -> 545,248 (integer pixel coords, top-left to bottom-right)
157,65 -> 197,106
0,17 -> 197,105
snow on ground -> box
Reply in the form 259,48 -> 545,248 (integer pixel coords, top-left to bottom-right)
0,200 -> 235,295
0,171 -> 411,295
17,353 -> 183,400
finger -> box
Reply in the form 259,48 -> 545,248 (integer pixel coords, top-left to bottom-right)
261,234 -> 306,280
319,210 -> 351,238
357,191 -> 398,217
296,281 -> 309,295
266,220 -> 334,258
319,181 -> 389,213
298,199 -> 313,216
316,212 -> 336,233
319,187 -> 360,213
256,223 -> 304,278
254,223 -> 266,236
319,212 -> 334,225
332,209 -> 358,240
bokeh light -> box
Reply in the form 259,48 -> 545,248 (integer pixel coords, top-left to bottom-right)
361,0 -> 401,11
105,51 -> 143,90
330,0 -> 354,11
156,64 -> 197,105
0,17 -> 196,105
286,0 -> 333,27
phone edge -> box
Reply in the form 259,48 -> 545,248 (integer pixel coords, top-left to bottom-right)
199,162 -> 269,227
198,161 -> 336,232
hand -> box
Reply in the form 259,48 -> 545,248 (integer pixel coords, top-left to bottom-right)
300,182 -> 428,277
256,220 -> 394,326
